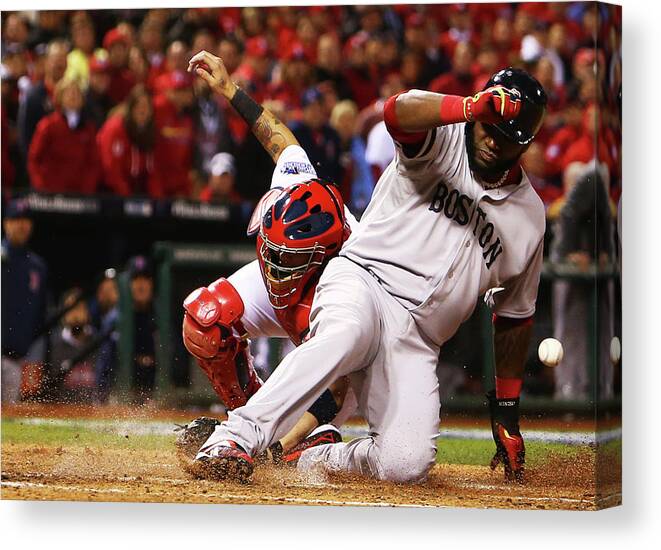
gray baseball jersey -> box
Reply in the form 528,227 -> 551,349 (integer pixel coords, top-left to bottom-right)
341,108 -> 545,347
199,108 -> 545,483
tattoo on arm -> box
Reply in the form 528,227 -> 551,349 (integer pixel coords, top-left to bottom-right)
251,109 -> 299,163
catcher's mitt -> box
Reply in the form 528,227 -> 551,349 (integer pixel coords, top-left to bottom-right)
174,417 -> 221,476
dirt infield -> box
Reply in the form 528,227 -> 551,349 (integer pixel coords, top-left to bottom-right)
1,441 -> 620,509
1,404 -> 621,510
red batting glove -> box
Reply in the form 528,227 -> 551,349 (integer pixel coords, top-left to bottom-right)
463,86 -> 522,124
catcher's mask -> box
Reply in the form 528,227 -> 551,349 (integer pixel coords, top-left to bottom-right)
256,179 -> 350,310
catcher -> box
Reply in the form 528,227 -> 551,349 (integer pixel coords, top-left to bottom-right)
176,51 -> 359,475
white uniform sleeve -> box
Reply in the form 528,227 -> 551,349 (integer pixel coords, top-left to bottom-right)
492,238 -> 544,319
389,90 -> 465,176
228,260 -> 288,338
365,121 -> 395,171
270,144 -> 317,189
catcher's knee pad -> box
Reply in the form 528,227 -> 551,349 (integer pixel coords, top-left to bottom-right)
183,278 -> 262,409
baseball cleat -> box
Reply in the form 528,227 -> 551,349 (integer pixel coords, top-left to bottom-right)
280,424 -> 342,466
490,424 -> 525,484
194,440 -> 254,483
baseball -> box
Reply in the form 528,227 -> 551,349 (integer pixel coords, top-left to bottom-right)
610,336 -> 621,364
538,338 -> 564,367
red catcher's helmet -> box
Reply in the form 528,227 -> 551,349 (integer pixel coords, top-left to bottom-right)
257,179 -> 350,310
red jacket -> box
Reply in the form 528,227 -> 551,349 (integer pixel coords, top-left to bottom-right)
28,111 -> 100,194
428,72 -> 475,97
97,114 -> 161,197
153,94 -> 194,197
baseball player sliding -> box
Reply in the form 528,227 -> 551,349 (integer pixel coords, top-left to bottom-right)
189,49 -> 547,484
178,52 -> 361,469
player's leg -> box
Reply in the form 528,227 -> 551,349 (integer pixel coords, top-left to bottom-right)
297,300 -> 440,483
197,257 -> 380,460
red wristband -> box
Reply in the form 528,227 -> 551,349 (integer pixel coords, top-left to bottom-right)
439,94 -> 469,125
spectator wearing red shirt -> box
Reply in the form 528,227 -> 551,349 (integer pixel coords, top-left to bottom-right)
153,71 -> 195,197
28,77 -> 100,194
152,40 -> 190,91
561,103 -> 618,176
544,102 -> 583,179
138,18 -> 166,80
490,17 -> 518,68
429,41 -> 475,97
267,42 -> 312,113
532,57 -> 567,145
232,36 -> 271,104
104,28 -> 135,104
17,39 -> 68,158
217,36 -> 242,76
439,5 -> 476,59
403,12 -> 449,87
314,33 -> 352,102
97,85 -> 160,197
342,32 -> 378,110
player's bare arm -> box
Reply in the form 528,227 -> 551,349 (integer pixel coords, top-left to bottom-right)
188,50 -> 298,163
390,87 -> 522,133
487,315 -> 534,484
493,318 -> 533,380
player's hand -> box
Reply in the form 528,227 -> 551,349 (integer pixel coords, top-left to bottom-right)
463,86 -> 522,124
188,50 -> 236,99
487,390 -> 525,483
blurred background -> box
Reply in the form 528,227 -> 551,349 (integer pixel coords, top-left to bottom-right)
1,3 -> 621,415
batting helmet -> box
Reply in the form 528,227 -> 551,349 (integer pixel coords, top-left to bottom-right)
257,179 -> 350,310
484,68 -> 547,145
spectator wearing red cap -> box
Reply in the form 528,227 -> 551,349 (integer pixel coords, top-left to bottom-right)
342,32 -> 378,110
289,86 -> 341,182
439,5 -> 476,59
97,85 -> 161,197
104,27 -> 135,104
85,56 -> 113,128
153,70 -> 195,197
267,41 -> 312,113
403,12 -> 449,87
233,36 -> 271,104
28,77 -> 100,194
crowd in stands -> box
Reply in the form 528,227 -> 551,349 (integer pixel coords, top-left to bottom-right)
1,5 -> 622,403
2,4 -> 621,214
